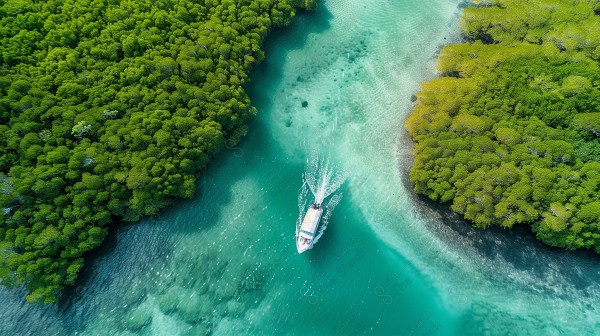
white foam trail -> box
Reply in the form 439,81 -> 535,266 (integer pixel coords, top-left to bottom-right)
296,181 -> 309,235
304,151 -> 348,205
313,193 -> 343,244
296,153 -> 347,247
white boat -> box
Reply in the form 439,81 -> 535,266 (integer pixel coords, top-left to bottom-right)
296,204 -> 323,253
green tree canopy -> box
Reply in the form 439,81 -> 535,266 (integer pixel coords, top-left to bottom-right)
0,0 -> 315,303
407,0 -> 600,253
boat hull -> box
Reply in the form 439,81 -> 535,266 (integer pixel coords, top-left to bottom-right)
296,206 -> 323,253
296,239 -> 312,253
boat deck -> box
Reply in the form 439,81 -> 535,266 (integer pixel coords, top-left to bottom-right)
296,205 -> 323,253
300,207 -> 322,236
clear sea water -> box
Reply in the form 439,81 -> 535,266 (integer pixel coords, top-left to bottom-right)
3,0 -> 600,335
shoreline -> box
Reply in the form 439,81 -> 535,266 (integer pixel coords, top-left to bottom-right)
395,0 -> 600,332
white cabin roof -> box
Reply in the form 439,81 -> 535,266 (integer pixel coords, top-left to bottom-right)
300,207 -> 322,235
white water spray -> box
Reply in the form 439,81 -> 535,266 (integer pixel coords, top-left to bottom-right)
304,151 -> 348,205
296,152 -> 348,243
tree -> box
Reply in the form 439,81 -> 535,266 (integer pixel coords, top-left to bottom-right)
0,0 -> 317,303
406,0 -> 600,253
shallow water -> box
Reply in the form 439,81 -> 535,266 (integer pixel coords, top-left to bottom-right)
2,0 -> 600,335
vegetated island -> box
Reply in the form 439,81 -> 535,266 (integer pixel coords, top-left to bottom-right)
0,0 -> 316,303
406,0 -> 600,252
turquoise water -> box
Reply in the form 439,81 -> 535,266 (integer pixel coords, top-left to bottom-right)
3,0 -> 600,335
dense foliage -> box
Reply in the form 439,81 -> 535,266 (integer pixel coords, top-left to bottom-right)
406,0 -> 600,251
0,0 -> 315,303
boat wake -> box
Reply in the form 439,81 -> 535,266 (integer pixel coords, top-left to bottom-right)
296,153 -> 347,247
304,151 -> 347,205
